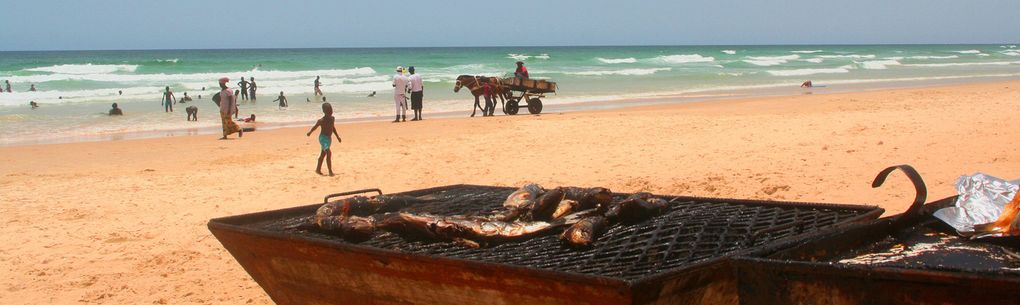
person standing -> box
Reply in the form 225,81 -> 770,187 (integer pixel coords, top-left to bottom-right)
217,77 -> 243,139
4,80 -> 10,93
482,81 -> 494,117
273,91 -> 288,109
407,66 -> 424,121
391,66 -> 409,123
314,76 -> 324,96
237,77 -> 249,101
248,77 -> 258,101
29,84 -> 37,91
161,86 -> 177,112
515,61 -> 529,79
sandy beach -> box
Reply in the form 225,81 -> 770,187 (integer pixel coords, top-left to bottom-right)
2,80 -> 1019,304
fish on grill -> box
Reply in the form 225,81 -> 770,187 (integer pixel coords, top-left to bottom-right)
562,187 -> 613,210
603,192 -> 670,224
503,183 -> 544,210
559,216 -> 609,248
314,215 -> 377,242
519,187 -> 566,222
315,195 -> 433,221
377,212 -> 564,247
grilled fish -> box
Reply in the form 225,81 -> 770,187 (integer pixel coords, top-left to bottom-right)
603,193 -> 670,224
378,212 -> 563,246
315,194 -> 433,221
313,215 -> 377,242
559,216 -> 609,248
520,187 -> 566,222
562,187 -> 613,210
503,183 -> 544,210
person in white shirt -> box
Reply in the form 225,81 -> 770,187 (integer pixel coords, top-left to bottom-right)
407,66 -> 424,121
392,66 -> 409,123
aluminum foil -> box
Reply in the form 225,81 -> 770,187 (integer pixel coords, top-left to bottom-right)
933,173 -> 1018,235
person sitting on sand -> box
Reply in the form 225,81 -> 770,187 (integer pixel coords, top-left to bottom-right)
186,105 -> 198,121
29,84 -> 37,91
801,80 -> 813,88
161,86 -> 177,112
109,103 -> 123,115
368,91 -> 376,97
30,101 -> 38,109
306,103 -> 342,176
515,61 -> 529,79
181,92 -> 193,102
273,91 -> 288,109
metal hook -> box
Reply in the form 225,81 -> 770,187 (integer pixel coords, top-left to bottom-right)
872,165 -> 927,228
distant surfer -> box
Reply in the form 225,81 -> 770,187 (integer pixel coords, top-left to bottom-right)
515,61 -> 529,79
161,86 -> 177,112
29,84 -> 37,91
109,103 -> 123,115
314,76 -> 324,96
801,80 -> 813,88
237,77 -> 249,101
118,90 -> 123,96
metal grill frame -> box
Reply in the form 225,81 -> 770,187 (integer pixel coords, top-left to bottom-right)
209,184 -> 883,305
735,196 -> 1020,305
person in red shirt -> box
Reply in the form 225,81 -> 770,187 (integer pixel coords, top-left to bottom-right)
515,61 -> 529,79
482,81 -> 494,117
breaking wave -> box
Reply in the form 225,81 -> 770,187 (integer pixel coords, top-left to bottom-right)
743,55 -> 800,66
766,67 -> 852,76
654,54 -> 715,64
566,67 -> 672,76
721,50 -> 736,55
25,64 -> 139,74
596,57 -> 638,64
860,60 -> 902,70
791,50 -> 823,54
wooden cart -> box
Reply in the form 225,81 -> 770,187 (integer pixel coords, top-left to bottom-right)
500,78 -> 557,115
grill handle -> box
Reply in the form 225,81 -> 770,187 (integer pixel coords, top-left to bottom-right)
323,188 -> 383,204
872,164 -> 927,227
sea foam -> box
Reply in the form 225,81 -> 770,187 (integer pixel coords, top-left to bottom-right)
791,50 -> 823,54
860,60 -> 902,70
766,67 -> 851,76
743,55 -> 800,66
818,54 -> 876,59
903,61 -> 1020,68
655,54 -> 715,64
567,67 -> 671,76
507,54 -> 530,61
25,64 -> 139,74
721,50 -> 736,55
954,50 -> 982,54
597,57 -> 638,64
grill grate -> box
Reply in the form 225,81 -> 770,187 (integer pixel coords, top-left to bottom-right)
258,185 -> 875,281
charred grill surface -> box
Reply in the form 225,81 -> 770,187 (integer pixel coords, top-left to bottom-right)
251,185 -> 875,281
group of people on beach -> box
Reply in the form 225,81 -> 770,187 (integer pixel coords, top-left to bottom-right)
390,66 -> 425,122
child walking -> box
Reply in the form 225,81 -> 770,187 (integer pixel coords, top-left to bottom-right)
306,103 -> 342,176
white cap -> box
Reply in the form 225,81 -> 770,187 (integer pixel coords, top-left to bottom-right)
396,66 -> 404,72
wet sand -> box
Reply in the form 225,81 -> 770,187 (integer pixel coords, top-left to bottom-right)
1,80 -> 1019,304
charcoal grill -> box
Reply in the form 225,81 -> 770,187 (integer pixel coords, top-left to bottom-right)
209,184 -> 881,305
736,166 -> 1020,305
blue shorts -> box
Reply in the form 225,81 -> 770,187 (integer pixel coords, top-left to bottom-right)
318,134 -> 331,151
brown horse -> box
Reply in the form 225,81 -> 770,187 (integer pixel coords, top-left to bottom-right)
454,75 -> 509,117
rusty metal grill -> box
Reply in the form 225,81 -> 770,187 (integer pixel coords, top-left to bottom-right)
254,185 -> 879,281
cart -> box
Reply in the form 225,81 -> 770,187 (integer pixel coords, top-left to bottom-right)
500,77 -> 557,115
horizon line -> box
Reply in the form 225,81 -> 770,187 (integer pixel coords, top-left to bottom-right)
2,42 -> 1018,53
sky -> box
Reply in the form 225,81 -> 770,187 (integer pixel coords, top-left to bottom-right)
1,0 -> 1018,51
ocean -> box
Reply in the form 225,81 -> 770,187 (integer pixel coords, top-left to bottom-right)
1,44 -> 1019,146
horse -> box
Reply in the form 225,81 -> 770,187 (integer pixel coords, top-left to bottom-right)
454,75 -> 510,117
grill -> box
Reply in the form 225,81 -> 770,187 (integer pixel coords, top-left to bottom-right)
210,184 -> 882,305
737,166 -> 1020,305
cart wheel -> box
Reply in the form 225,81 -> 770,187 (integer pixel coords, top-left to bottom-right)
527,98 -> 543,114
506,100 -> 519,115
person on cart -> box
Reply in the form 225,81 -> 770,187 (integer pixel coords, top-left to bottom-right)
514,61 -> 529,79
